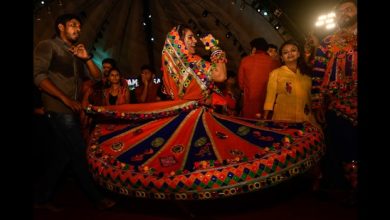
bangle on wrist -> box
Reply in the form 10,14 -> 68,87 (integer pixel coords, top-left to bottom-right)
210,49 -> 227,63
84,54 -> 93,62
210,46 -> 221,53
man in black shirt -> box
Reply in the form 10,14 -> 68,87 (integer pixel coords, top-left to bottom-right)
33,13 -> 115,211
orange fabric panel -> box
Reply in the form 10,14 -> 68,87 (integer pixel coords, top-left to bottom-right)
238,51 -> 280,118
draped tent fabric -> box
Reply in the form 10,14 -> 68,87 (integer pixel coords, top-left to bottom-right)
34,0 -> 285,78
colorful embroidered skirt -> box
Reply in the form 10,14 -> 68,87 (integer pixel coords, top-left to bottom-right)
86,103 -> 324,200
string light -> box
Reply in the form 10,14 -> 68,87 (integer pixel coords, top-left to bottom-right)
35,14 -> 42,22
226,32 -> 232,38
274,8 -> 282,17
194,1 -> 249,55
247,0 -> 292,40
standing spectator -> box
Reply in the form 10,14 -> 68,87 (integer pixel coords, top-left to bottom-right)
267,43 -> 281,66
238,37 -> 279,119
263,40 -> 317,126
33,13 -> 115,211
311,0 -> 358,205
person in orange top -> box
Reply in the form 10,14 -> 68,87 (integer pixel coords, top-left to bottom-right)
238,37 -> 280,119
135,64 -> 164,103
102,67 -> 130,105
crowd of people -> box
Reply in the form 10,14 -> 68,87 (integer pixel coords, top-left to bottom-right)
33,0 -> 358,212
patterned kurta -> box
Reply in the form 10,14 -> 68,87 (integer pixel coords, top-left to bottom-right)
311,30 -> 357,126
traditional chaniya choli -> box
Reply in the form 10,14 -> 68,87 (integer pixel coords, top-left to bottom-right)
85,27 -> 324,200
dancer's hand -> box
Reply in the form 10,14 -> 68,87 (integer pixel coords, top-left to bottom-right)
200,34 -> 219,50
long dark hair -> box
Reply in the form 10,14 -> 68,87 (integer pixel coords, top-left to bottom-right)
279,40 -> 311,77
106,67 -> 122,87
176,24 -> 192,41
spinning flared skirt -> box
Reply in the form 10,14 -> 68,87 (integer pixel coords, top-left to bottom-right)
86,104 -> 324,200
